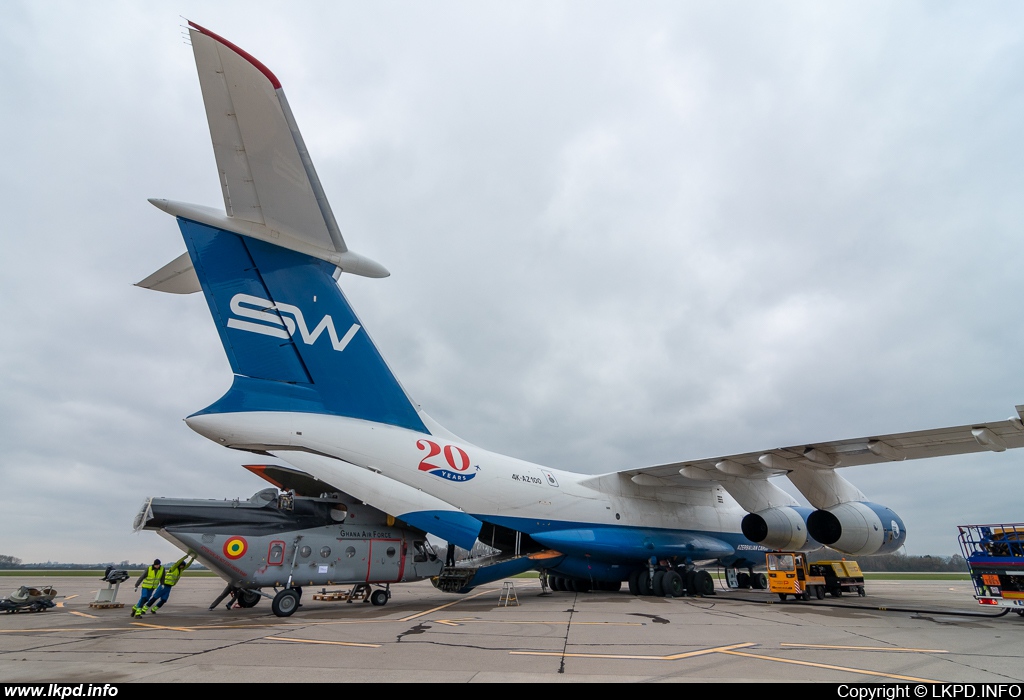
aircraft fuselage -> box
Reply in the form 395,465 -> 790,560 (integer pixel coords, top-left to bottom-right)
186,409 -> 768,574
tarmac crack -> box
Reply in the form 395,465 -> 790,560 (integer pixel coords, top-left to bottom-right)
558,596 -> 577,674
157,634 -> 281,663
927,654 -> 1024,682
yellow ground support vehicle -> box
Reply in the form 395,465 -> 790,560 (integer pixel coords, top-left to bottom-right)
765,552 -> 866,601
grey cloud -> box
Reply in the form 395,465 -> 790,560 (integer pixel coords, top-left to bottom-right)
2,2 -> 1023,560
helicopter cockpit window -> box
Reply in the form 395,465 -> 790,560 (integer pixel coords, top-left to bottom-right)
413,541 -> 428,562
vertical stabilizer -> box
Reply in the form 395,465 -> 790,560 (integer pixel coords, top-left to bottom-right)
180,218 -> 426,434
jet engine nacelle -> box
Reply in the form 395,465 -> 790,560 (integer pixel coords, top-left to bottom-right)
806,501 -> 906,556
741,506 -> 816,551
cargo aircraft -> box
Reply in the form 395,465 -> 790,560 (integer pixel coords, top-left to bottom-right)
140,22 -> 1024,598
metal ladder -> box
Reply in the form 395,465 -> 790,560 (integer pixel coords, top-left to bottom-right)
499,581 -> 519,607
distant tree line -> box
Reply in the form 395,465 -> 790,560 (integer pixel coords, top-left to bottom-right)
0,556 -> 206,571
807,548 -> 968,572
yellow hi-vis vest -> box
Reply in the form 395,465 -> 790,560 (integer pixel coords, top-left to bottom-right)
142,566 -> 163,589
163,560 -> 191,587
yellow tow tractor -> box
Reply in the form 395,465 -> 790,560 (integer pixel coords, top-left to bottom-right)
765,552 -> 866,601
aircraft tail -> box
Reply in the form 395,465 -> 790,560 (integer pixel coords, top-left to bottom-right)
179,217 -> 426,433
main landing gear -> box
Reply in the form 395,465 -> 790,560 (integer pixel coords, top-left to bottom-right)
730,569 -> 768,591
628,566 -> 716,598
272,588 -> 301,617
541,575 -> 622,593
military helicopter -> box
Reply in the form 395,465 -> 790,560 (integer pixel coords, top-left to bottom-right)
135,464 -> 444,616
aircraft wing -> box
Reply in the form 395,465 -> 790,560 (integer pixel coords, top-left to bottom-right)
599,406 -> 1024,487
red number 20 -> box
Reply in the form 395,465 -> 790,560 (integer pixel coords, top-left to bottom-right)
417,440 -> 470,472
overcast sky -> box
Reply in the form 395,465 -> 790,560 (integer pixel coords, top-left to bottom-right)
2,1 -> 1024,563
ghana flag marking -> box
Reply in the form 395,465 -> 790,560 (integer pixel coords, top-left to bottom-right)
224,537 -> 248,559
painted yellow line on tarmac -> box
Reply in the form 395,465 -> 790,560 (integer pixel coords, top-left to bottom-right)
511,642 -> 756,661
265,636 -> 380,648
512,642 -> 942,682
66,611 -> 98,619
55,595 -> 79,608
130,622 -> 197,632
721,649 -> 939,683
436,618 -> 642,627
397,587 -> 495,621
781,643 -> 948,653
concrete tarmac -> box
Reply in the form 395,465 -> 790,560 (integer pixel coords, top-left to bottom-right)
1,575 -> 1022,683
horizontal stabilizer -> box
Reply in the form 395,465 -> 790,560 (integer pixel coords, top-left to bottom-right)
148,199 -> 389,279
135,251 -> 201,294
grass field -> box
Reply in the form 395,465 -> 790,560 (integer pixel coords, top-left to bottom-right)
863,572 -> 970,580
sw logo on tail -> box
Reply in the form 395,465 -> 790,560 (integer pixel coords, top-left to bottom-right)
227,293 -> 361,352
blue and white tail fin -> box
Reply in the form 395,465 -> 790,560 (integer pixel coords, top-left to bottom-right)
139,24 -> 425,433
179,218 -> 427,433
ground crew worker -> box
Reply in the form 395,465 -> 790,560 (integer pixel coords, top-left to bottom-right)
131,559 -> 164,618
142,553 -> 195,615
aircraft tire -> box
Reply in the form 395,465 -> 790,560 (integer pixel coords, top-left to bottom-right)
652,571 -> 667,597
695,570 -> 715,596
552,577 -> 565,592
370,590 -> 389,606
627,571 -> 640,596
604,580 -> 622,593
637,572 -> 653,596
752,573 -> 768,590
736,572 -> 750,589
271,589 -> 300,617
236,590 -> 261,608
662,570 -> 684,597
